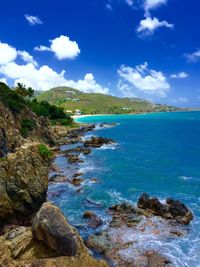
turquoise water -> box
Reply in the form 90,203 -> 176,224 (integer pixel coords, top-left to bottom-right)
48,111 -> 200,266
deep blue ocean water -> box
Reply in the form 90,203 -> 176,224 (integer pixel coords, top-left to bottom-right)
48,111 -> 200,266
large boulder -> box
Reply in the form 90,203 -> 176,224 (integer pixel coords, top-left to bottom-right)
0,142 -> 51,224
32,202 -> 78,256
138,193 -> 193,225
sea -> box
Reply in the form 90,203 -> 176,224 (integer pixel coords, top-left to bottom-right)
48,111 -> 200,267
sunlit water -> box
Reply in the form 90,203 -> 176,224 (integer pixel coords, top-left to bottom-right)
48,111 -> 200,266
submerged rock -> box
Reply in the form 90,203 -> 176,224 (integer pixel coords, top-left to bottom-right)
49,174 -> 68,184
83,211 -> 103,228
68,154 -> 84,164
138,193 -> 193,225
32,202 -> 77,256
84,136 -> 116,148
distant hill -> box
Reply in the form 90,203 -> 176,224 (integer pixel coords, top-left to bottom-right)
37,86 -> 178,115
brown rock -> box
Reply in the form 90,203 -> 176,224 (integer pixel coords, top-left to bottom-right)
83,211 -> 103,228
84,136 -> 116,148
32,202 -> 78,256
138,193 -> 193,225
0,142 -> 51,225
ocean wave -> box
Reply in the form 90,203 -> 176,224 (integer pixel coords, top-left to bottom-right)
97,143 -> 118,150
107,190 -> 133,204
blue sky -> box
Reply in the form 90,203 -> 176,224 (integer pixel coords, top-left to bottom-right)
0,0 -> 200,107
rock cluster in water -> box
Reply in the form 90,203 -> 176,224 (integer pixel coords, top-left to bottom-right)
138,193 -> 193,225
86,194 -> 193,266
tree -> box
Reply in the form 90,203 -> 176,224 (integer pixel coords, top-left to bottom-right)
15,83 -> 35,98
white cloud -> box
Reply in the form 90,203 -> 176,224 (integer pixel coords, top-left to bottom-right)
17,50 -> 38,66
25,15 -> 43,25
34,35 -> 80,60
137,16 -> 173,36
0,61 -> 109,93
172,97 -> 188,103
0,42 -> 17,65
170,72 -> 189,79
184,49 -> 200,63
0,78 -> 7,84
106,3 -> 113,10
118,62 -> 170,97
144,0 -> 167,12
0,41 -> 107,93
65,73 -> 109,94
117,80 -> 137,98
125,0 -> 134,7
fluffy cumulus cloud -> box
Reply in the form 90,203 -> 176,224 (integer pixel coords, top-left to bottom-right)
65,73 -> 109,94
144,0 -> 167,13
137,16 -> 173,36
118,62 -> 170,97
184,49 -> 200,62
35,35 -> 80,60
0,41 -> 108,93
17,51 -> 38,66
24,15 -> 43,25
170,72 -> 189,79
0,42 -> 17,65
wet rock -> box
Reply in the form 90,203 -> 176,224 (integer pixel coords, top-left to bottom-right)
85,198 -> 103,208
109,203 -> 143,228
48,189 -> 65,198
144,250 -> 172,267
84,136 -> 116,148
83,211 -> 103,228
86,231 -> 113,254
49,174 -> 68,184
138,193 -> 193,225
68,154 -> 84,164
71,177 -> 84,186
32,202 -> 77,256
73,172 -> 84,178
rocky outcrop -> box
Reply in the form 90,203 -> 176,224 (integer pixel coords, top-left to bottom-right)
138,193 -> 193,225
32,202 -> 77,256
49,174 -> 68,184
83,211 -> 103,228
0,142 -> 51,225
109,203 -> 143,228
0,100 -> 54,158
0,204 -> 108,267
84,136 -> 116,148
0,101 -> 23,157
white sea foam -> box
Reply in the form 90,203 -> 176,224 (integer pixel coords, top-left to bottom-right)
107,190 -> 133,204
179,176 -> 193,181
97,143 -> 118,150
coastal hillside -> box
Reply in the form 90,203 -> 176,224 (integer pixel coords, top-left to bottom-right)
37,86 -> 177,115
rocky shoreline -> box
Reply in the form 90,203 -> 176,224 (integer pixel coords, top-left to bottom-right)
47,122 -> 194,266
0,115 -> 194,267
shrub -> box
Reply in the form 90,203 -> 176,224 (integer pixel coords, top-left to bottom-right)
20,119 -> 36,138
38,144 -> 53,159
0,82 -> 26,114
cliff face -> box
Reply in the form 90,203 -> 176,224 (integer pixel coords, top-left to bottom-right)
0,142 -> 51,225
0,101 -> 23,157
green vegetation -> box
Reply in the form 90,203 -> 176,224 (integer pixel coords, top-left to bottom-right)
37,86 -> 178,115
0,82 -> 26,114
0,82 -> 73,126
38,144 -> 53,159
20,119 -> 36,138
15,82 -> 34,98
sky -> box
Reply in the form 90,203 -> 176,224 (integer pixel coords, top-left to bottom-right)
0,0 -> 200,107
